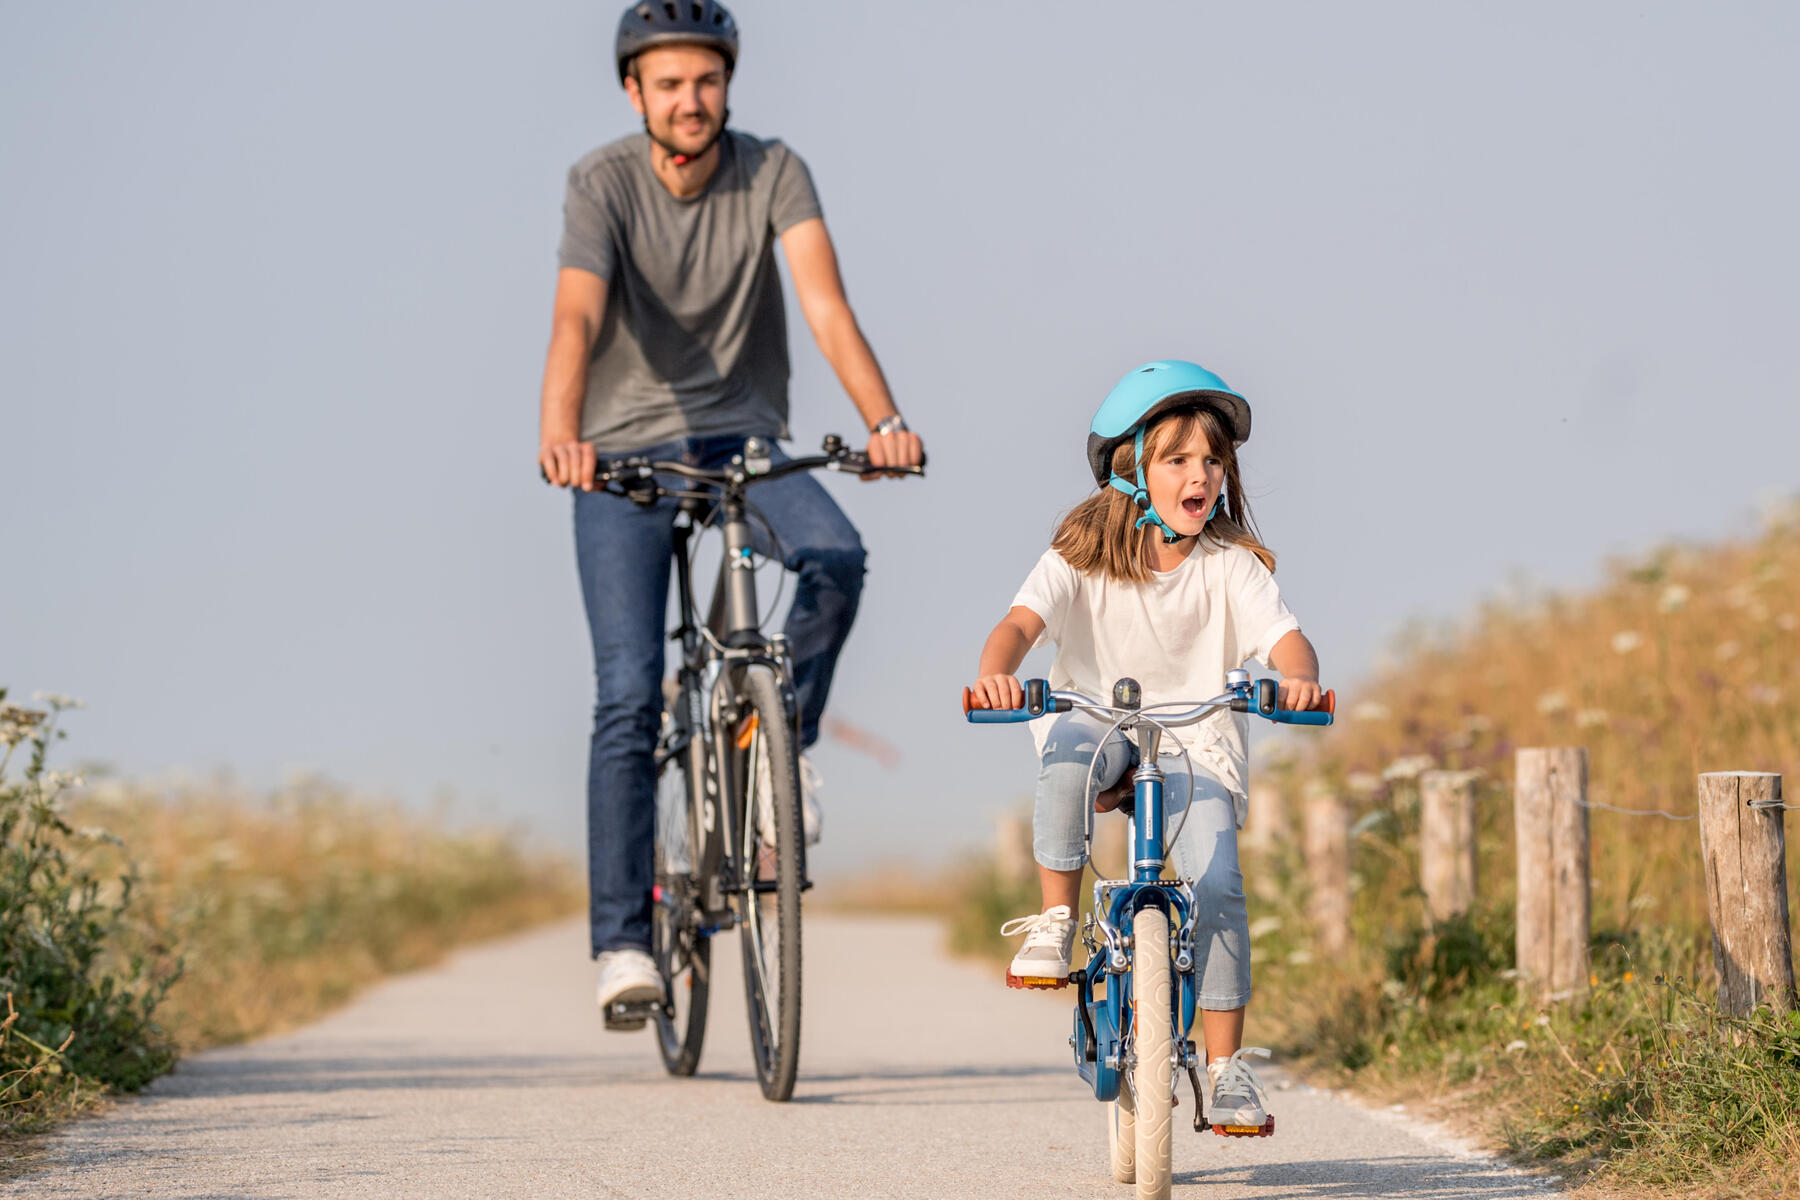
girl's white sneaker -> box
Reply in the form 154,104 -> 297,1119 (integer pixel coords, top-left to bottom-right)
1207,1046 -> 1274,1134
1000,904 -> 1076,989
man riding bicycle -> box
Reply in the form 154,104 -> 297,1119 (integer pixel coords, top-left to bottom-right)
537,1 -> 925,1023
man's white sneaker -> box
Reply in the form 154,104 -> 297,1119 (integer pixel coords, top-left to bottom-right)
595,948 -> 662,1030
1207,1046 -> 1274,1135
797,752 -> 823,845
1000,904 -> 1076,989
754,749 -> 824,847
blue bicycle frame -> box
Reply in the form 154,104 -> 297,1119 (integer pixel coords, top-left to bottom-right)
964,669 -> 1334,1106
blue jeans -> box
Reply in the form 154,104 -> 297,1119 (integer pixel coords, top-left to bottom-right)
574,434 -> 866,956
1033,712 -> 1252,1009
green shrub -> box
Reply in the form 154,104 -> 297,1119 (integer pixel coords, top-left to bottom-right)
0,692 -> 177,1133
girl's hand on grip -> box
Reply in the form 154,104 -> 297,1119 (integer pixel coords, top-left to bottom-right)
1278,676 -> 1324,712
970,674 -> 1024,711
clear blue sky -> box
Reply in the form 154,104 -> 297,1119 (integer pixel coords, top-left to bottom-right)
4,2 -> 1797,868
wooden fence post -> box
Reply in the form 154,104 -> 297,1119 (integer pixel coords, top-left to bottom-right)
1697,772 -> 1796,1016
1514,748 -> 1590,1001
1303,781 -> 1351,957
994,811 -> 1033,885
1244,782 -> 1287,854
1420,770 -> 1479,922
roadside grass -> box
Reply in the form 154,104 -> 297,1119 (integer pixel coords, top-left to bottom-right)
1,692 -> 582,1142
76,777 -> 584,1052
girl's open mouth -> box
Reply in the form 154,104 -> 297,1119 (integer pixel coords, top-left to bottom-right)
1181,496 -> 1207,516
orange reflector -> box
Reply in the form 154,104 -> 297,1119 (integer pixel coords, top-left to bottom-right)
735,714 -> 759,750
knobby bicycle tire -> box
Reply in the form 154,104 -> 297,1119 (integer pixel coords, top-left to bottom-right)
652,692 -> 712,1077
733,664 -> 804,1102
1132,907 -> 1174,1200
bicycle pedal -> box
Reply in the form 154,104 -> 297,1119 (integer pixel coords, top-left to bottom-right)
1005,972 -> 1070,990
603,999 -> 660,1031
1209,1116 -> 1274,1138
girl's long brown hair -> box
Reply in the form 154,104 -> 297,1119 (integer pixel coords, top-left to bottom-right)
1052,405 -> 1275,583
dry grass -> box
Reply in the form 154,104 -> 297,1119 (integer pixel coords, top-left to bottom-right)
71,775 -> 584,1051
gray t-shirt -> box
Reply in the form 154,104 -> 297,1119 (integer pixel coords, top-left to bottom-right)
557,131 -> 823,453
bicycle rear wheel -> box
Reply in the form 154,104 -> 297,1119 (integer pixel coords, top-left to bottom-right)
652,699 -> 710,1077
733,664 -> 803,1102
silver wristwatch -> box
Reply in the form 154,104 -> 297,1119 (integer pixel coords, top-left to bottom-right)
871,413 -> 909,436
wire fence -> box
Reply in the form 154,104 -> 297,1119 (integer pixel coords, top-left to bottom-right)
1567,796 -> 1800,821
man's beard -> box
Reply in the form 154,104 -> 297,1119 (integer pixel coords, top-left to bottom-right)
645,107 -> 730,164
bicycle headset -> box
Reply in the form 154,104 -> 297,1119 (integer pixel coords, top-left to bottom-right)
1086,360 -> 1253,545
615,1 -> 741,167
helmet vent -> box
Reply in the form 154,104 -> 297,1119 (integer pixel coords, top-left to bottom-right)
691,2 -> 702,19
713,9 -> 725,22
662,3 -> 678,21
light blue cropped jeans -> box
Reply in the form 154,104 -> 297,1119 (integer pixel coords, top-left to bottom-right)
1033,711 -> 1252,1010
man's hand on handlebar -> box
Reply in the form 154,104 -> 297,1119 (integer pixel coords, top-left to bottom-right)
540,440 -> 596,491
864,426 -> 925,480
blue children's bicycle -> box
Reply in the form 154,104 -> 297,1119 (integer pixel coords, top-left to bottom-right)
964,669 -> 1333,1200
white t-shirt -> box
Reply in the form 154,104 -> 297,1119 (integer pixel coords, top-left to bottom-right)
1010,537 -> 1302,827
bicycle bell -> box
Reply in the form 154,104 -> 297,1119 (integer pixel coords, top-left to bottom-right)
742,436 -> 772,476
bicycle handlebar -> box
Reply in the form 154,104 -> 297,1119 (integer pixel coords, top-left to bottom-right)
538,435 -> 926,492
961,678 -> 1335,728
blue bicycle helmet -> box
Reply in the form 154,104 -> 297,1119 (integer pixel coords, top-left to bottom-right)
1087,360 -> 1251,542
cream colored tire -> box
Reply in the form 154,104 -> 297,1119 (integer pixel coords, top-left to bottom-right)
1109,1081 -> 1136,1183
1131,907 -> 1173,1200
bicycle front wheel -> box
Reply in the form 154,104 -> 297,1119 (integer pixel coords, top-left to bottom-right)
733,664 -> 803,1101
1131,906 -> 1174,1200
652,695 -> 711,1077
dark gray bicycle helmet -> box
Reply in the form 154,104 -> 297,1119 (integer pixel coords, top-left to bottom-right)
615,1 -> 740,85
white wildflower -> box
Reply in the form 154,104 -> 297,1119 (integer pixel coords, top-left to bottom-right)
1536,690 -> 1570,716
31,692 -> 84,711
1716,640 -> 1741,661
1750,684 -> 1783,706
1657,584 -> 1690,613
1351,700 -> 1391,722
1248,916 -> 1282,940
1505,1040 -> 1528,1053
1381,755 -> 1435,783
1345,771 -> 1381,795
1611,631 -> 1644,654
1285,948 -> 1314,966
1574,709 -> 1610,729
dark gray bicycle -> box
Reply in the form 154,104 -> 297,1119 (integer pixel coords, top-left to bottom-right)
591,434 -> 922,1102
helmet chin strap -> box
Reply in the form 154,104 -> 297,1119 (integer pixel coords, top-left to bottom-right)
1107,427 -> 1206,545
648,107 -> 730,167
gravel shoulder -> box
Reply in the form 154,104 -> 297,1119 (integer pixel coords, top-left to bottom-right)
4,914 -> 1559,1198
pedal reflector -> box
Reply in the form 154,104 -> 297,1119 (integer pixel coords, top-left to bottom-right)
1211,1116 -> 1275,1138
1005,972 -> 1070,990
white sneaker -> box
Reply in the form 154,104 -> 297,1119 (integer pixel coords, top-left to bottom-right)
1000,905 -> 1076,989
754,750 -> 824,847
1207,1047 -> 1273,1131
798,752 -> 823,845
595,948 -> 662,1030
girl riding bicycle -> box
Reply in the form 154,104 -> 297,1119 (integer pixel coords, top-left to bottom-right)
966,360 -> 1325,1132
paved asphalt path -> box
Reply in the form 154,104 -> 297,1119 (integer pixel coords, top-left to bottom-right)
8,915 -> 1557,1199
